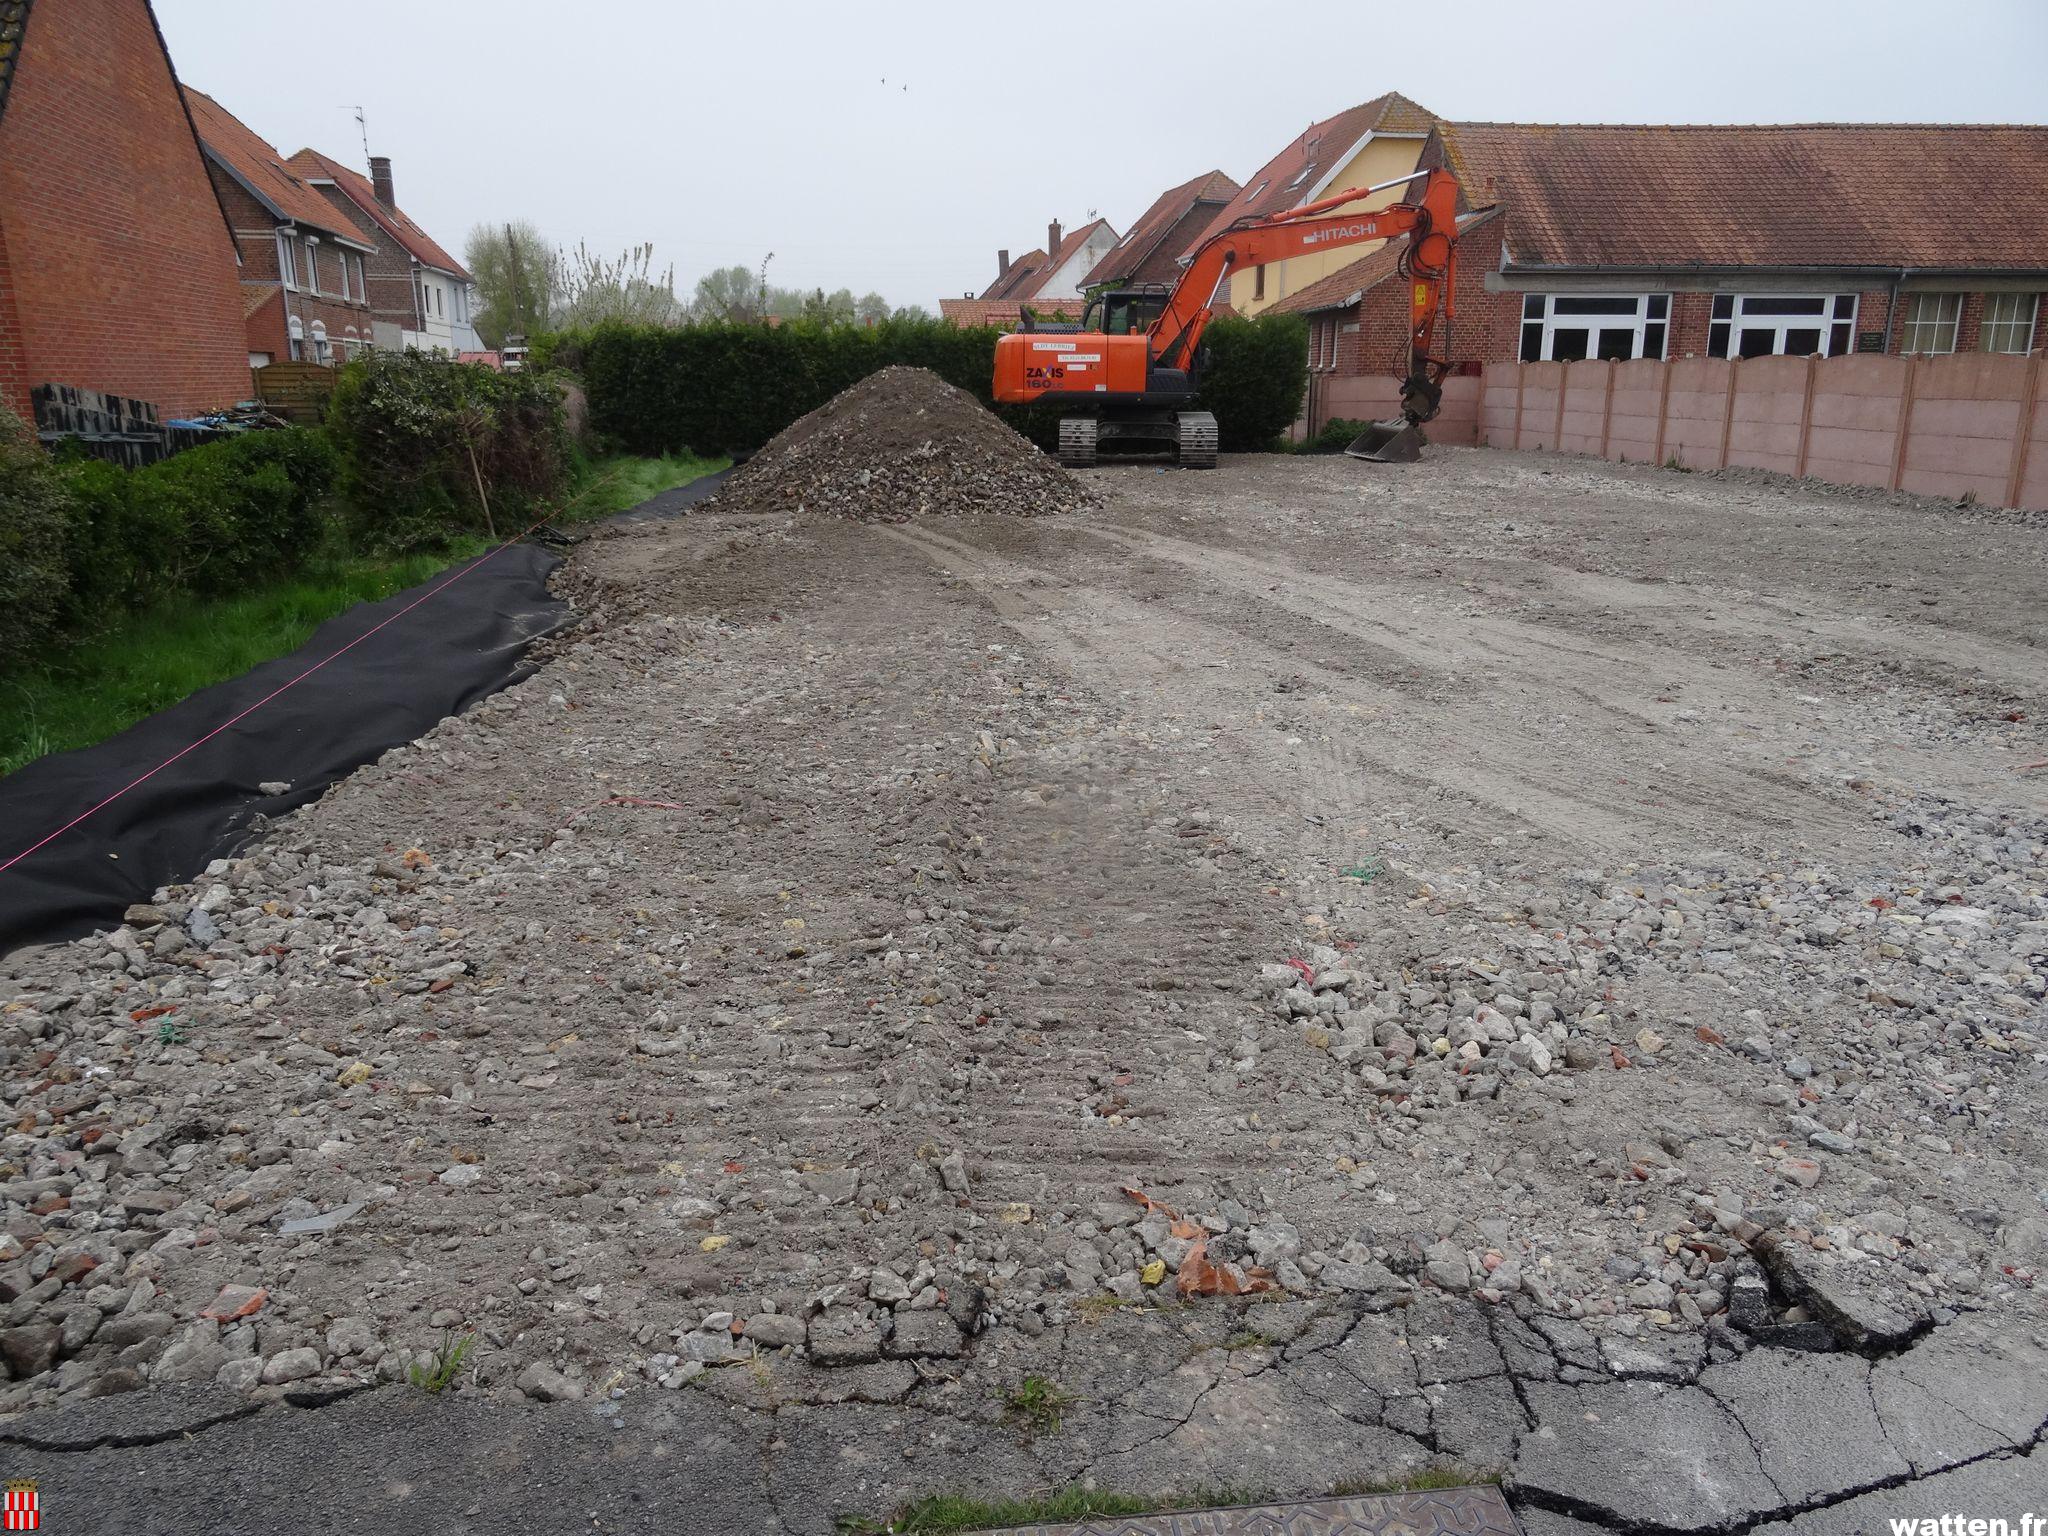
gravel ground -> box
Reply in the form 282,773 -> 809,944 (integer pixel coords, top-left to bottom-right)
0,446 -> 2042,1430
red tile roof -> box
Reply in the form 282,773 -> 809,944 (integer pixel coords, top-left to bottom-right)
183,89 -> 359,240
939,296 -> 1086,329
1086,170 -> 1240,288
1186,92 -> 1439,254
1015,217 -> 1113,297
1434,121 -> 2048,271
981,249 -> 1046,300
287,148 -> 472,280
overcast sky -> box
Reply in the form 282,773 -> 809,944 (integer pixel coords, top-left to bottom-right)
156,0 -> 2048,310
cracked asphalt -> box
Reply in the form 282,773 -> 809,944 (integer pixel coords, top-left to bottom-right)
2,1297 -> 2041,1533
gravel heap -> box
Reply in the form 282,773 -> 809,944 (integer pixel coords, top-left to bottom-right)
707,365 -> 1097,522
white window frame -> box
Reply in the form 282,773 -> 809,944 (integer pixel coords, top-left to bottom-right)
1709,293 -> 1859,358
1898,292 -> 1961,355
1519,293 -> 1670,362
310,319 -> 330,365
1979,292 -> 2038,355
276,233 -> 297,290
304,238 -> 320,296
287,314 -> 305,361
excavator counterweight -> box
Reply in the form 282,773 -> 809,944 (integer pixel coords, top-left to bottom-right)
992,169 -> 1464,469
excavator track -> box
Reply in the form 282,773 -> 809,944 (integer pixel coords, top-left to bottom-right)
1058,417 -> 1098,469
1175,411 -> 1219,469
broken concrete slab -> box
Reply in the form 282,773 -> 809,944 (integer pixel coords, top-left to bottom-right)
1762,1242 -> 1931,1352
1698,1350 -> 1909,1504
1753,1443 -> 2047,1536
1512,1378 -> 1783,1531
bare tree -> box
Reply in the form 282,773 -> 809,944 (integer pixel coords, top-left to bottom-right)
554,242 -> 685,328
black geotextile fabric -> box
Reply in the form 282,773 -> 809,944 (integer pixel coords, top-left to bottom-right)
0,542 -> 567,954
604,465 -> 731,523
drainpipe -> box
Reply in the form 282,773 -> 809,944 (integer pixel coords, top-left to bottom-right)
1882,268 -> 1914,352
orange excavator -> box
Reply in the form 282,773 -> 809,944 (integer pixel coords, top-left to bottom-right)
993,168 -> 1463,467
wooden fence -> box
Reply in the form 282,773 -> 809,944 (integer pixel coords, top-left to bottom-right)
253,361 -> 338,424
1477,352 -> 2048,510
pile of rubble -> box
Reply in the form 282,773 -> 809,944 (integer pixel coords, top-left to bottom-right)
707,365 -> 1097,522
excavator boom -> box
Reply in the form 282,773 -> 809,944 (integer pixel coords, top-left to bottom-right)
991,168 -> 1464,467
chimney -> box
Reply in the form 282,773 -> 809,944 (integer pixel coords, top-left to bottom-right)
1047,219 -> 1062,254
998,249 -> 1011,278
370,156 -> 395,209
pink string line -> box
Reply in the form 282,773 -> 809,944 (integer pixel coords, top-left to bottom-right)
1,521 -> 558,881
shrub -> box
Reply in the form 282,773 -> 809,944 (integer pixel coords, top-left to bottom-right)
326,352 -> 570,553
129,429 -> 338,595
0,407 -> 73,673
1195,313 -> 1309,451
1296,417 -> 1378,455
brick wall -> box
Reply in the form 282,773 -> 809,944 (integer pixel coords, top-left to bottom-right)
0,209 -> 27,417
0,0 -> 250,420
1301,213 -> 1521,435
309,182 -> 420,336
205,168 -> 376,361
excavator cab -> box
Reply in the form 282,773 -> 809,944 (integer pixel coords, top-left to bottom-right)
1085,286 -> 1173,337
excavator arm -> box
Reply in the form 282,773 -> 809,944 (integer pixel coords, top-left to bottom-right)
1151,168 -> 1462,426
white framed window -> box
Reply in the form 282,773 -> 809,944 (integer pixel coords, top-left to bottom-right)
276,233 -> 298,289
287,314 -> 304,361
1708,293 -> 1858,358
1898,292 -> 1962,355
1980,292 -> 2038,355
310,319 -> 330,365
304,239 -> 320,296
1519,293 -> 1670,362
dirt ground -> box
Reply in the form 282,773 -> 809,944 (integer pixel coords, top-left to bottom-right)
2,447 -> 2043,1440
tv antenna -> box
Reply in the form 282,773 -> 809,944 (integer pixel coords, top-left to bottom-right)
345,106 -> 370,167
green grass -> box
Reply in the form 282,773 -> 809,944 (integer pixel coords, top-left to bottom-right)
839,1485 -> 1274,1535
841,1468 -> 1494,1534
0,452 -> 723,777
1330,1465 -> 1502,1495
554,450 -> 725,525
406,1330 -> 475,1393
999,1375 -> 1074,1436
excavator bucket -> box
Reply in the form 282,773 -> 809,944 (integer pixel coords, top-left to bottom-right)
1343,417 -> 1427,463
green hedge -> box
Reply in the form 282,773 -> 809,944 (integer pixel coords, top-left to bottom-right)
1194,313 -> 1308,451
0,409 -> 73,675
543,312 -> 1308,459
0,418 -> 340,672
326,352 -> 571,553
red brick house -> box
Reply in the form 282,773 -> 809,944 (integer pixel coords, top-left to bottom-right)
184,88 -> 379,368
1278,120 -> 2048,419
287,150 -> 481,356
0,0 -> 251,423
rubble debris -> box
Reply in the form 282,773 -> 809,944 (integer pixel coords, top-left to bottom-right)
706,366 -> 1097,522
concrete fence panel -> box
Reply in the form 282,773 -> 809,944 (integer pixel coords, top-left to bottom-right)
1476,352 -> 2048,511
1662,357 -> 1731,470
1606,359 -> 1665,463
1726,355 -> 1811,475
